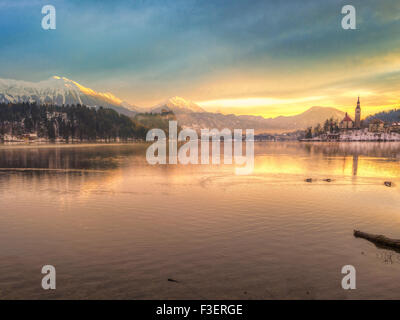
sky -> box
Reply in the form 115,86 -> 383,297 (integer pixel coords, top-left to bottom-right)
0,0 -> 400,118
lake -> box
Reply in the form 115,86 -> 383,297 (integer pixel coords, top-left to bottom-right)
0,142 -> 400,299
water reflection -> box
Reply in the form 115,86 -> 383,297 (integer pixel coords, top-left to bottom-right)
353,155 -> 358,176
0,142 -> 399,200
0,143 -> 148,171
251,142 -> 400,180
298,142 -> 400,158
0,142 -> 400,299
0,142 -> 399,178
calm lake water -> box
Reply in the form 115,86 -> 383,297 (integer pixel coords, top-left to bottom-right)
0,142 -> 400,299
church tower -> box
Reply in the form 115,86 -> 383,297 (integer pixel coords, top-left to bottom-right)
355,96 -> 361,129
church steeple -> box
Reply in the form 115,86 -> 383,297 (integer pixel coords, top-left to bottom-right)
355,96 -> 361,128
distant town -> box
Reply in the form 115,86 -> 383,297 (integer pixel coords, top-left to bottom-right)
300,97 -> 400,142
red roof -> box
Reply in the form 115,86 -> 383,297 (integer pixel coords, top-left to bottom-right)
342,113 -> 353,122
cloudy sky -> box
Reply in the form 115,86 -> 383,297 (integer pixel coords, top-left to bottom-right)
0,0 -> 400,117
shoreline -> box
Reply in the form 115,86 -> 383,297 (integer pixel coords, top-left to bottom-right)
0,141 -> 149,150
299,139 -> 400,142
2,139 -> 400,148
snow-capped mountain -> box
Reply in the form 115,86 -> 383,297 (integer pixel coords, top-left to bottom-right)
150,96 -> 205,114
174,106 -> 345,133
0,76 -> 137,117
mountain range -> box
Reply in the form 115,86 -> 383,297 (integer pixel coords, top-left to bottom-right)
0,76 -> 346,133
175,106 -> 345,133
0,76 -> 138,117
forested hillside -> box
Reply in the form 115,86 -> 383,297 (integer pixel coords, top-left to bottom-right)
365,109 -> 400,123
0,103 -> 147,141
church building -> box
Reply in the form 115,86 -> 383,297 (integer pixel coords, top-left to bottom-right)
339,97 -> 361,130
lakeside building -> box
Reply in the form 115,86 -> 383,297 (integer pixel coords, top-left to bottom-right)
369,119 -> 385,133
389,122 -> 400,133
339,113 -> 354,129
22,133 -> 38,142
339,97 -> 361,130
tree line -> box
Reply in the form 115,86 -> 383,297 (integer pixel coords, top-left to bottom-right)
0,102 -> 147,141
305,117 -> 340,139
364,109 -> 400,123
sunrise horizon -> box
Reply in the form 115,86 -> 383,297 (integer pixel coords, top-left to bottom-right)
1,1 -> 400,119
2,73 -> 397,120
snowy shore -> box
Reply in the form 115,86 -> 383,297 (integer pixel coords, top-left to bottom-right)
300,129 -> 400,142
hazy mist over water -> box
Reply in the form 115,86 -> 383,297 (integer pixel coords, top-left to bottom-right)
0,142 -> 400,299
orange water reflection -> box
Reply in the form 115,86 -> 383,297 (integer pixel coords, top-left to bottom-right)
0,142 -> 400,299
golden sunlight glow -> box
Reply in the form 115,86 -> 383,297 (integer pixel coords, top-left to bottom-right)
198,96 -> 325,109
70,78 -> 123,106
195,93 -> 399,118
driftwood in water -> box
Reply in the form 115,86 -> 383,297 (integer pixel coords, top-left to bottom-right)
354,230 -> 400,249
